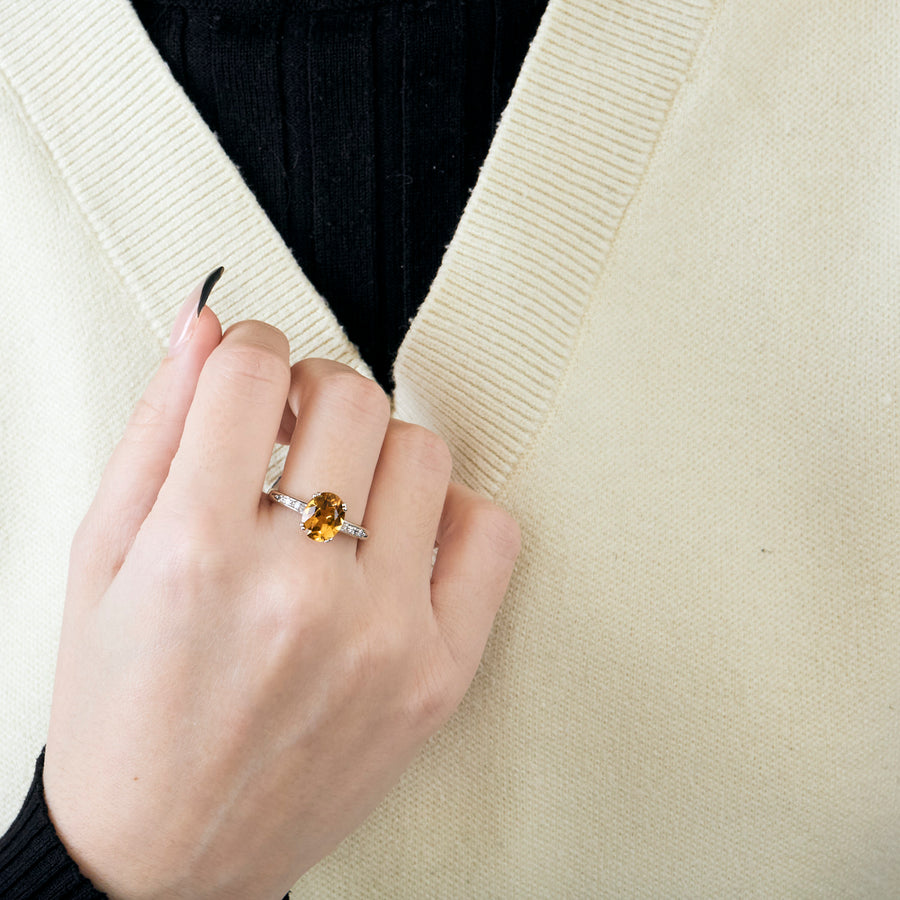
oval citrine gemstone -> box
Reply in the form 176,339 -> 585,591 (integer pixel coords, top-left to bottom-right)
300,491 -> 346,542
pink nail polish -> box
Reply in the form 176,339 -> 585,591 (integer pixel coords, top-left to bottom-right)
168,267 -> 223,356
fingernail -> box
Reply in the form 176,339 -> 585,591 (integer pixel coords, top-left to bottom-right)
168,266 -> 224,356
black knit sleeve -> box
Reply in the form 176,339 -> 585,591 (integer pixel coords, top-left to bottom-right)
0,749 -> 107,899
0,750 -> 293,899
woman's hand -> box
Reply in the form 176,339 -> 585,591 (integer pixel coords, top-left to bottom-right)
42,276 -> 520,899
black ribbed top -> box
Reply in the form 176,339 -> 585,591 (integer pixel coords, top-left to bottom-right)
131,0 -> 548,392
0,751 -> 291,898
0,751 -> 106,899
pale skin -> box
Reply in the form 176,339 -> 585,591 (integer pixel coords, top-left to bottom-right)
41,285 -> 521,899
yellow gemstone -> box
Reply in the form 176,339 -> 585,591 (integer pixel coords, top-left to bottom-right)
301,492 -> 346,542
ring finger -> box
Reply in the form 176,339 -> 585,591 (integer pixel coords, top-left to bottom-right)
266,358 -> 391,552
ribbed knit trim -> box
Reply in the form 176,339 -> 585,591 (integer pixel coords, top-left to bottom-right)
392,0 -> 718,495
0,0 -> 717,498
0,1 -> 361,375
143,0 -> 449,12
0,750 -> 107,899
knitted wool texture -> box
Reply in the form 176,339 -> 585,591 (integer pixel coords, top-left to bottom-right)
0,0 -> 898,896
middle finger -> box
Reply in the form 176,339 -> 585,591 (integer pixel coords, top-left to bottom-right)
268,358 -> 390,549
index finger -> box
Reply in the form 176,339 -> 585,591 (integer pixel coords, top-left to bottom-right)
157,320 -> 291,522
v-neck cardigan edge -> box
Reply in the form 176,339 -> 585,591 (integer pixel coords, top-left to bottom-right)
0,0 -> 719,499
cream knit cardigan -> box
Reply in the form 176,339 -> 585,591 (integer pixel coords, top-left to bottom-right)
1,1 -> 898,896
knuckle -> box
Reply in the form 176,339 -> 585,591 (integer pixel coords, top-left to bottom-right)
129,391 -> 168,431
393,422 -> 453,479
313,367 -> 390,426
249,576 -> 317,647
123,395 -> 178,458
160,509 -> 225,568
216,342 -> 290,396
475,504 -> 522,563
404,663 -> 457,730
69,517 -> 97,571
347,617 -> 405,681
226,320 -> 290,354
151,517 -> 241,603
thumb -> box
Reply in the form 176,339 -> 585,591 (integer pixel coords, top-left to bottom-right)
73,269 -> 224,592
429,483 -> 521,685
